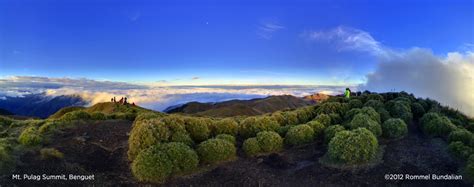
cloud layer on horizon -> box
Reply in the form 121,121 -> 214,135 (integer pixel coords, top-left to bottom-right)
0,76 -> 347,111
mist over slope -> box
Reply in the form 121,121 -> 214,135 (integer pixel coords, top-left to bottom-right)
361,49 -> 474,117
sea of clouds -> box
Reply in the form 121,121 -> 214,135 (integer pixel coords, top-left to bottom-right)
0,76 -> 347,111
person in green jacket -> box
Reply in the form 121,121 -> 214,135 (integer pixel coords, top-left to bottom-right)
344,88 -> 351,98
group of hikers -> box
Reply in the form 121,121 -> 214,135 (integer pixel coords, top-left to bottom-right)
111,96 -> 135,106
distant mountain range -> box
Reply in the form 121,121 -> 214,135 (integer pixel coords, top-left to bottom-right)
165,95 -> 320,117
0,94 -> 87,118
0,93 -> 330,119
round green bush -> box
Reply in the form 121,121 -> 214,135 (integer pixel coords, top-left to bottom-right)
271,112 -> 286,126
0,116 -> 13,128
344,108 -> 362,121
377,108 -> 391,123
170,131 -> 194,146
276,125 -> 291,137
128,119 -> 171,161
448,129 -> 473,145
316,102 -> 348,115
364,94 -> 384,102
134,112 -> 162,123
210,118 -> 238,136
327,128 -> 379,164
464,155 -> 474,181
306,120 -> 325,138
184,117 -> 210,142
216,134 -> 236,145
131,145 -> 173,183
348,113 -> 382,137
386,101 -> 413,123
296,108 -> 313,124
61,110 -> 91,121
18,126 -> 43,146
421,112 -> 456,137
90,112 -> 107,120
256,131 -> 283,152
38,121 -> 63,134
156,142 -> 199,175
382,118 -> 408,139
0,140 -> 14,172
448,141 -> 473,160
282,111 -> 299,126
324,125 -> 345,143
161,115 -> 187,133
285,124 -> 314,146
196,138 -> 236,164
313,114 -> 331,127
328,113 -> 342,125
348,99 -> 363,109
344,107 -> 381,123
242,138 -> 261,156
364,100 -> 384,110
40,148 -> 64,160
359,107 -> 381,123
239,116 -> 279,138
411,102 -> 426,119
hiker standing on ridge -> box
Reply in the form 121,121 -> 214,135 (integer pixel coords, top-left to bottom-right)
345,88 -> 351,99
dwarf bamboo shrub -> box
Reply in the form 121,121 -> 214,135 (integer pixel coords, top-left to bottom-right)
239,116 -> 279,138
313,114 -> 331,127
216,134 -> 236,145
448,129 -> 473,145
184,117 -> 210,142
60,110 -> 91,121
306,120 -> 326,138
256,131 -> 283,152
285,124 -> 314,146
327,128 -> 379,164
196,138 -> 236,165
40,148 -> 64,160
421,112 -> 456,137
348,99 -> 363,109
242,138 -> 261,156
348,113 -> 382,137
382,118 -> 407,139
448,141 -> 473,160
282,111 -> 299,126
243,131 -> 283,156
324,125 -> 345,143
18,126 -> 43,146
210,118 -> 239,136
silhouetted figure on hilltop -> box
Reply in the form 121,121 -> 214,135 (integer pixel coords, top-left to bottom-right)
119,97 -> 124,104
345,88 -> 351,99
113,97 -> 116,103
124,97 -> 128,105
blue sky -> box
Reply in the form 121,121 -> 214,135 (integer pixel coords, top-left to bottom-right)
1,0 -> 473,85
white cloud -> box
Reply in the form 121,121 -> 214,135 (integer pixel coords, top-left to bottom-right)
257,20 -> 285,40
303,26 -> 391,57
